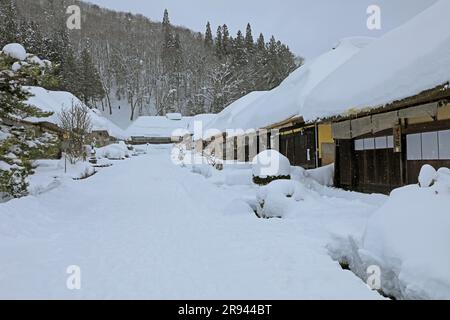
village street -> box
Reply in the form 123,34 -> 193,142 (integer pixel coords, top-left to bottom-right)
0,146 -> 382,299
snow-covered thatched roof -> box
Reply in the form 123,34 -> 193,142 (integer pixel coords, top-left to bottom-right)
301,0 -> 450,121
204,37 -> 373,134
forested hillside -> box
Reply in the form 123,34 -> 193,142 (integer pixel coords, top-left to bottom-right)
1,0 -> 301,125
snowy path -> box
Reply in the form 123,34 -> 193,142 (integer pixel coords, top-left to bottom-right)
0,146 -> 382,299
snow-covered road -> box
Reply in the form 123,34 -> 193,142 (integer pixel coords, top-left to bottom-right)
0,146 -> 382,299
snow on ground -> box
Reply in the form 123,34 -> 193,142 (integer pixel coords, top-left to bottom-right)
0,145 -> 383,299
302,0 -> 450,120
24,86 -> 128,139
27,159 -> 96,196
328,165 -> 450,300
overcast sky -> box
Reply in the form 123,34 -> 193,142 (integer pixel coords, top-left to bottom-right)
85,0 -> 437,60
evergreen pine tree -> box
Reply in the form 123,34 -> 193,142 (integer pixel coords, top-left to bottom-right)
221,24 -> 231,56
79,47 -> 105,106
0,0 -> 20,47
204,22 -> 213,48
0,51 -> 56,199
215,26 -> 223,59
245,23 -> 254,53
257,33 -> 266,51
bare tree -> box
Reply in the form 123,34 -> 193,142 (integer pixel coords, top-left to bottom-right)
58,102 -> 93,164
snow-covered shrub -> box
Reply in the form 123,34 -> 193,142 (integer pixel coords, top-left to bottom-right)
252,150 -> 291,185
418,164 -> 437,187
256,180 -> 306,218
58,103 -> 93,164
71,161 -> 96,180
332,165 -> 450,299
96,141 -> 131,160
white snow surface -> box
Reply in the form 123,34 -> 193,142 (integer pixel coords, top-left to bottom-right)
2,43 -> 27,61
0,146 -> 384,299
23,86 -> 127,139
302,0 -> 450,120
204,37 -> 372,133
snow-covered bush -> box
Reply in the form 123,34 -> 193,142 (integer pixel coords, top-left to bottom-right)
256,180 -> 307,218
418,164 -> 437,187
58,103 -> 93,164
70,161 -> 96,180
96,141 -> 131,160
252,150 -> 291,185
332,165 -> 450,299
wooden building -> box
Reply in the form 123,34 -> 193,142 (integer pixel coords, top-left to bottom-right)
200,115 -> 335,170
332,84 -> 450,194
264,116 -> 335,169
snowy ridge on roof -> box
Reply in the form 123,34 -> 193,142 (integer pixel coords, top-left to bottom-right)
302,0 -> 450,121
205,37 -> 373,134
24,86 -> 128,139
203,91 -> 268,137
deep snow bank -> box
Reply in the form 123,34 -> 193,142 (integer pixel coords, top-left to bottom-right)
330,165 -> 450,299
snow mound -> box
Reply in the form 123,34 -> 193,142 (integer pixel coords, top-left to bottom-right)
2,43 -> 27,61
252,150 -> 291,178
256,180 -> 308,218
360,166 -> 450,299
418,164 -> 437,188
304,164 -> 334,187
303,0 -> 450,120
11,62 -> 22,72
96,142 -> 131,160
